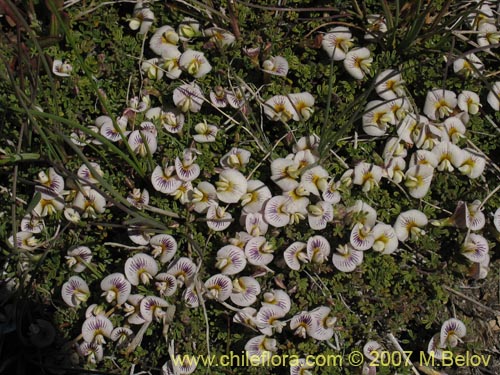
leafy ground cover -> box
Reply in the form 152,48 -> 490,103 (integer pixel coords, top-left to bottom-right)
1,0 -> 500,374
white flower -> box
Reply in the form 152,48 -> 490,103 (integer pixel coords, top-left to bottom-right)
173,83 -> 205,113
306,235 -> 331,264
245,213 -> 269,236
216,245 -> 246,275
206,205 -> 232,231
383,137 -> 407,160
126,188 -> 149,211
151,164 -> 182,194
66,246 -> 93,273
394,209 -> 428,242
289,92 -> 315,121
125,253 -> 158,286
262,56 -> 289,77
82,315 -> 113,345
141,58 -> 163,80
439,318 -> 466,348
100,273 -> 131,305
128,130 -> 157,157
350,223 -> 375,251
374,69 -> 405,100
150,234 -> 178,264
271,158 -> 300,191
346,200 -> 377,228
383,157 -> 406,184
432,141 -> 465,172
205,274 -> 232,302
307,201 -> 333,230
283,242 -> 308,271
301,165 -> 329,196
332,244 -> 363,272
423,89 -> 457,120
220,148 -> 251,169
210,86 -> 228,108
262,289 -> 291,313
371,223 -> 398,254
487,81 -> 500,111
264,95 -> 297,122
61,276 -> 90,307
52,60 -> 72,77
353,162 -> 383,192
289,311 -> 316,339
193,121 -> 218,143
204,27 -> 236,47
178,17 -> 200,41
178,49 -> 212,78
215,169 -> 247,203
462,233 -> 489,263
493,207 -> 500,232
129,3 -> 154,34
404,164 -> 434,199
241,180 -> 272,213
443,115 -> 467,144
100,116 -> 129,142
413,121 -> 443,150
149,25 -> 179,56
175,149 -> 200,182
244,236 -> 274,266
321,27 -> 354,61
458,91 -> 481,115
344,47 -> 372,80
263,195 -> 291,227
365,14 -> 387,40
140,296 -> 169,322
256,305 -> 286,335
160,47 -> 182,79
453,53 -> 484,77
244,335 -> 278,365
409,150 -> 438,169
477,22 -> 500,48
459,149 -> 486,179
73,187 -> 106,219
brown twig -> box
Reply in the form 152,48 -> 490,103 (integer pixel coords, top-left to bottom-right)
443,285 -> 500,316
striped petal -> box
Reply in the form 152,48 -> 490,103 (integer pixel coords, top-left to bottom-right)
244,236 -> 274,266
82,315 -> 113,344
261,289 -> 291,313
306,235 -> 331,264
216,245 -> 247,275
205,274 -> 232,301
350,223 -> 375,251
332,244 -> 363,272
100,273 -> 131,305
439,318 -> 466,348
263,195 -> 291,227
230,276 -> 261,307
283,241 -> 307,270
155,273 -> 178,297
140,296 -> 169,322
206,205 -> 232,231
462,234 -> 489,263
150,234 -> 178,264
290,311 -> 316,338
61,276 -> 90,307
124,253 -> 159,286
167,257 -> 196,286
